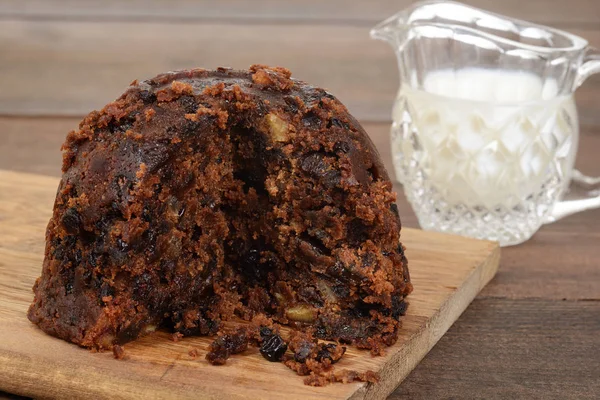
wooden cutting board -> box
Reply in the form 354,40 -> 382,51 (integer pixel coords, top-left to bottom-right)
0,169 -> 500,400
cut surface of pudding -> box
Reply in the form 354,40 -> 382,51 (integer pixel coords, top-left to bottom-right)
28,65 -> 412,353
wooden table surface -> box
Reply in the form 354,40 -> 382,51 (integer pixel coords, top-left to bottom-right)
1,1 -> 599,398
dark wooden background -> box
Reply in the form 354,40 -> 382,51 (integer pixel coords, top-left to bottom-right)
1,1 -> 599,398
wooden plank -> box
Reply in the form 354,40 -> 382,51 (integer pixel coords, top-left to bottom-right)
0,20 -> 599,125
0,20 -> 393,122
391,298 -> 600,399
0,0 -> 599,26
0,117 -> 68,177
1,117 -> 599,301
0,169 -> 499,400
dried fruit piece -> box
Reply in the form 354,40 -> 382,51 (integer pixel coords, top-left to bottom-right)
266,113 -> 289,142
316,279 -> 338,304
286,305 -> 317,323
293,340 -> 316,363
315,343 -> 345,364
206,328 -> 249,365
260,331 -> 288,362
288,332 -> 346,365
259,326 -> 274,339
61,207 -> 81,234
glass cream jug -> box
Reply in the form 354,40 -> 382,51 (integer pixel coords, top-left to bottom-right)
371,1 -> 600,246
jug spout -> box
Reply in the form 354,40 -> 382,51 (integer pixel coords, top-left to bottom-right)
369,11 -> 409,48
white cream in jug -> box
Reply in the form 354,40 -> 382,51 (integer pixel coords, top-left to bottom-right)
393,68 -> 578,208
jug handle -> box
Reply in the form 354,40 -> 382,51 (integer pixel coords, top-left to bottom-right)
546,47 -> 600,223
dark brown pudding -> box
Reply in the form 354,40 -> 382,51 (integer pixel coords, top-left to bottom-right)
28,65 -> 412,355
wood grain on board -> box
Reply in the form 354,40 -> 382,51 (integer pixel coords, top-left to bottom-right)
0,169 -> 499,399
